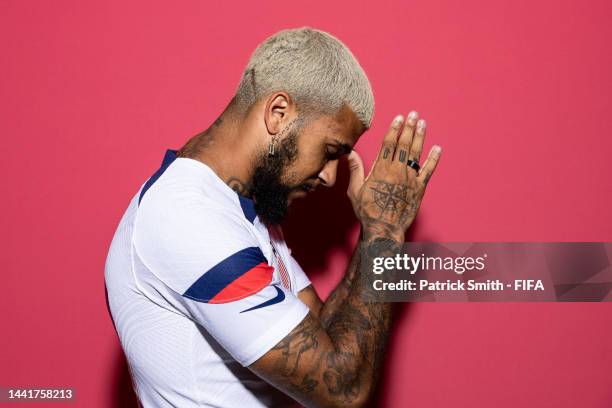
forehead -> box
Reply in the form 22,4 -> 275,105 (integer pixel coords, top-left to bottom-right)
303,104 -> 366,146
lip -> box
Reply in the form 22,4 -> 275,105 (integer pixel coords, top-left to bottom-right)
291,190 -> 308,198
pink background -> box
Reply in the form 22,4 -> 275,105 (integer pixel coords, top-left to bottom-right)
2,1 -> 611,407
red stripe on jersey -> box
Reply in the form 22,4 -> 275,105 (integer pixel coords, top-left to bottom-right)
208,262 -> 274,304
276,254 -> 291,290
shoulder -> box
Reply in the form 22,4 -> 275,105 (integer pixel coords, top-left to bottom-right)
133,166 -> 261,295
136,157 -> 255,244
135,187 -> 257,258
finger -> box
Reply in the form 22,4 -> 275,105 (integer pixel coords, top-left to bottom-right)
375,114 -> 404,165
409,119 -> 427,163
393,110 -> 418,163
347,150 -> 365,200
417,145 -> 443,185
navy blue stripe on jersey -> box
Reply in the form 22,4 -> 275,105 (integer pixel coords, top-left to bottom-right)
138,149 -> 178,205
238,195 -> 257,224
182,246 -> 268,303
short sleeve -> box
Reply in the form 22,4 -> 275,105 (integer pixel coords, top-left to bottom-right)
287,250 -> 311,293
133,196 -> 309,366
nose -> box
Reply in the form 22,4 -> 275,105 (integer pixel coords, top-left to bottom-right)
318,160 -> 338,187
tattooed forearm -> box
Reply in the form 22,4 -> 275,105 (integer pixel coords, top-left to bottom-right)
320,243 -> 361,328
320,237 -> 399,402
250,237 -> 400,408
270,313 -> 324,395
271,313 -> 320,377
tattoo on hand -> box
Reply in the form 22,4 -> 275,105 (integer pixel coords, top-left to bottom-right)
370,182 -> 408,215
365,181 -> 421,227
398,150 -> 407,163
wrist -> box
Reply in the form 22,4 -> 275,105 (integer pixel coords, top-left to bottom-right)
360,223 -> 404,244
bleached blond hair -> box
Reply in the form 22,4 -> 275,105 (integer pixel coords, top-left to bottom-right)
233,27 -> 374,128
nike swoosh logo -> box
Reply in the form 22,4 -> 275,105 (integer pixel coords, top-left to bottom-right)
240,285 -> 285,313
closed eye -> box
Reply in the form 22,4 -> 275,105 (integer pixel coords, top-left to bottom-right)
325,146 -> 342,161
325,141 -> 352,160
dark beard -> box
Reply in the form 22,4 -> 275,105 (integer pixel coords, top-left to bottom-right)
250,129 -> 299,226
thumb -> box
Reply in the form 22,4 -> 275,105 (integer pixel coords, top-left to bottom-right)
347,150 -> 365,200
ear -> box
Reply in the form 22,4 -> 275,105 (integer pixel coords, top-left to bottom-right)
263,92 -> 294,135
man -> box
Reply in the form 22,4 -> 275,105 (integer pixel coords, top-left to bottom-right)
105,27 -> 441,407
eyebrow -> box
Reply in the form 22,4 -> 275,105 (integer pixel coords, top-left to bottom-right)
333,140 -> 353,155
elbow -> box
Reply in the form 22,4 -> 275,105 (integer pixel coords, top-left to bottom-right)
303,380 -> 372,408
334,392 -> 371,408
306,350 -> 378,408
350,382 -> 375,408
325,379 -> 375,408
309,395 -> 368,408
343,395 -> 370,408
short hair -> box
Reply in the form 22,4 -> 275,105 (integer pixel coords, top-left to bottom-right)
233,27 -> 374,128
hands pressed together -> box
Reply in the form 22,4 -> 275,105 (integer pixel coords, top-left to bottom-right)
347,111 -> 442,243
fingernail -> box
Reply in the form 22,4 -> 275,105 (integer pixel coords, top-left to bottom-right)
408,111 -> 418,121
417,119 -> 427,130
433,145 -> 442,154
393,114 -> 404,124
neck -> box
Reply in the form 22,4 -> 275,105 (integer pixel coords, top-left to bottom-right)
177,109 -> 259,197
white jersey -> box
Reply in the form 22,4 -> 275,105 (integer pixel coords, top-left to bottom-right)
105,150 -> 311,407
